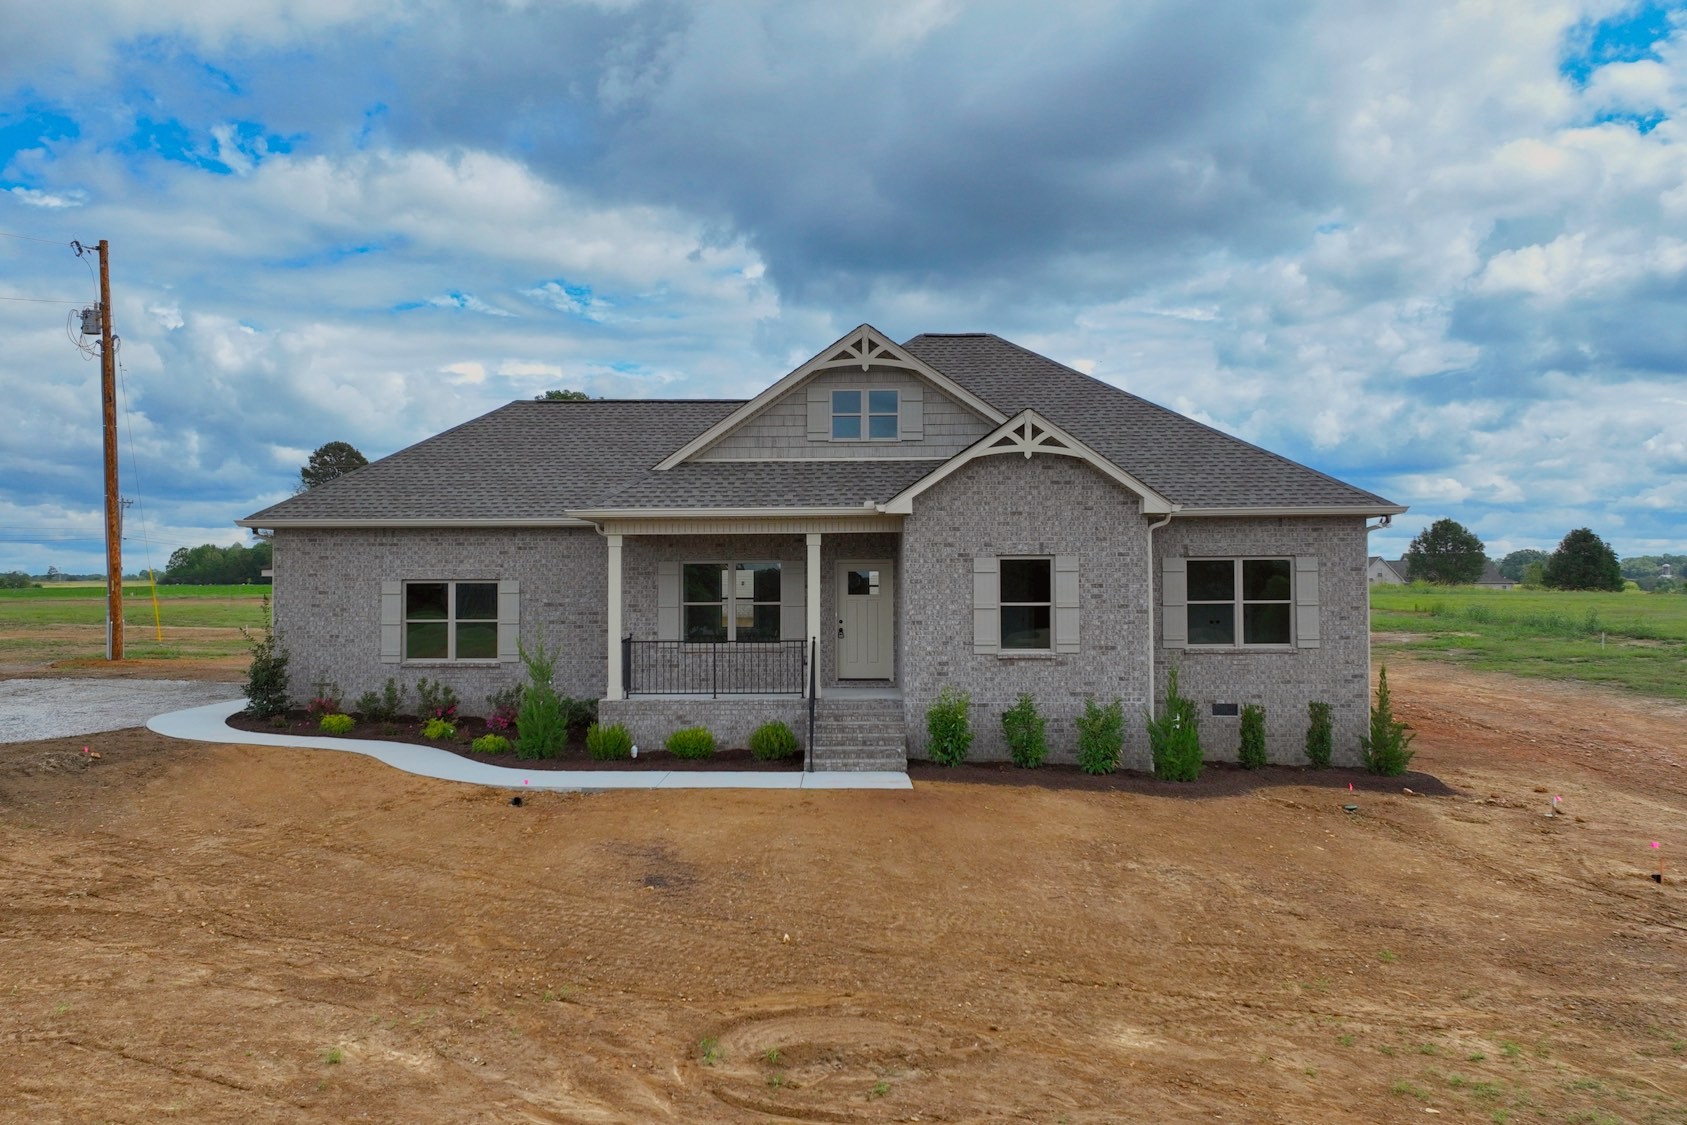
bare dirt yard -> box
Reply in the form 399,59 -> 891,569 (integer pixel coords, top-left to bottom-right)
2,660 -> 1683,1123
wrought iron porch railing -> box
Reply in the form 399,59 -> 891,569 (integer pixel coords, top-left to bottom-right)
622,638 -> 808,697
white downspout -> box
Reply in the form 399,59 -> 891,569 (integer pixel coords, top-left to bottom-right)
1363,514 -> 1393,687
1145,510 -> 1175,720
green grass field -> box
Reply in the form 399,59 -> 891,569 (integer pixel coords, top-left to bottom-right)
0,585 -> 269,664
1371,583 -> 1687,700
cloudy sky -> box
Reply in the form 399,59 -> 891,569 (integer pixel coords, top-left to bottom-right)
2,0 -> 1683,575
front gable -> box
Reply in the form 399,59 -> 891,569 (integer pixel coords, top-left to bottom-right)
656,324 -> 1006,468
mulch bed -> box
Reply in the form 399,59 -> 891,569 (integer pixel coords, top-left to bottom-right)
222,710 -> 803,772
222,711 -> 1454,793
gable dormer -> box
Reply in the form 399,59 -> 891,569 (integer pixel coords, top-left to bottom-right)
657,324 -> 1006,468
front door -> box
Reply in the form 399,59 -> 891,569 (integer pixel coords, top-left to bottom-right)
836,559 -> 894,680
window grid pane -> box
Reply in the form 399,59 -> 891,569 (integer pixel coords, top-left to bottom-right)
682,561 -> 781,642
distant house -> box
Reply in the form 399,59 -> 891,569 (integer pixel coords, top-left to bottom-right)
242,324 -> 1406,770
1368,557 -> 1514,589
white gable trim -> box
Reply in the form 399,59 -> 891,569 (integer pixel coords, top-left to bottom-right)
653,323 -> 1008,470
877,409 -> 1176,515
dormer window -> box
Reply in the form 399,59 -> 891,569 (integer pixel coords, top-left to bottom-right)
831,389 -> 900,441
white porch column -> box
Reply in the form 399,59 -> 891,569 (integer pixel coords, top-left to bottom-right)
806,532 -> 822,698
605,533 -> 624,701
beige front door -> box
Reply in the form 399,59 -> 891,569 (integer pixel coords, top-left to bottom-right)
836,559 -> 894,680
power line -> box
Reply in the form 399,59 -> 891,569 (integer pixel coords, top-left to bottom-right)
0,230 -> 71,245
0,294 -> 82,304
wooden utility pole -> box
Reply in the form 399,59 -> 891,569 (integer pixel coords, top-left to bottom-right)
98,239 -> 122,660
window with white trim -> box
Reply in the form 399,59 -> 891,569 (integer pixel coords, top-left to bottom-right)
1000,557 -> 1052,650
405,581 -> 498,660
1186,558 -> 1292,646
681,561 -> 782,642
831,388 -> 900,440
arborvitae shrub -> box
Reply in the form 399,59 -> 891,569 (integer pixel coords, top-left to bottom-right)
515,638 -> 567,759
1362,666 -> 1416,776
1238,704 -> 1267,769
241,596 -> 291,719
1146,667 -> 1202,781
1305,701 -> 1333,769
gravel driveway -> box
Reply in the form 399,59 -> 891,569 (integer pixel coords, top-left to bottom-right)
0,679 -> 242,743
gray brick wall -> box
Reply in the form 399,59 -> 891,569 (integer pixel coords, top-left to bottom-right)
900,455 -> 1155,766
1154,517 -> 1372,767
272,527 -> 606,714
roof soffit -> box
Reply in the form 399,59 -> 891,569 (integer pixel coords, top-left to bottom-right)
653,323 -> 1008,470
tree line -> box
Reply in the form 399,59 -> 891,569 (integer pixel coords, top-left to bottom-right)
1403,520 -> 1656,591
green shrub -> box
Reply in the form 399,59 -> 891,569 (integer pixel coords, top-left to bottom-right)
353,678 -> 408,723
666,726 -> 716,759
1075,697 -> 1124,774
515,637 -> 567,759
415,677 -> 459,720
485,684 -> 523,732
748,720 -> 800,761
1002,694 -> 1048,768
925,687 -> 973,766
318,713 -> 355,735
422,717 -> 457,740
1238,703 -> 1267,769
1362,666 -> 1416,776
241,596 -> 291,719
585,722 -> 633,761
560,696 -> 599,735
1305,701 -> 1333,768
1145,666 -> 1202,781
352,689 -> 381,719
471,733 -> 511,755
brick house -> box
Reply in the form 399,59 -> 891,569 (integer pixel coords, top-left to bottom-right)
241,325 -> 1406,770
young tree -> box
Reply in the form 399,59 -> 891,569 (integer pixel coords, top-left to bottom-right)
1543,528 -> 1624,591
1497,548 -> 1549,582
535,389 -> 590,401
1403,518 -> 1486,585
298,441 -> 369,491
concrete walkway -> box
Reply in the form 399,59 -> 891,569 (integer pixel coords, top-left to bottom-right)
148,699 -> 912,791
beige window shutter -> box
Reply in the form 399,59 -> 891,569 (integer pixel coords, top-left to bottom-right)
497,580 -> 520,663
900,383 -> 923,441
806,385 -> 830,440
657,561 -> 680,641
1161,557 -> 1187,649
1054,555 -> 1080,653
779,563 -> 805,641
379,580 -> 402,664
1295,556 -> 1321,648
972,556 -> 1000,654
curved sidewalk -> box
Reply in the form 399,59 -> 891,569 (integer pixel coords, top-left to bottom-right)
148,699 -> 911,791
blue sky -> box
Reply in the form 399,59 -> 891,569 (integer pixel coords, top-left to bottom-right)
2,0 -> 1684,573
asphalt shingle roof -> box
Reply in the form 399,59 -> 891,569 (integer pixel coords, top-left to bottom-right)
901,333 -> 1396,511
243,332 -> 1399,524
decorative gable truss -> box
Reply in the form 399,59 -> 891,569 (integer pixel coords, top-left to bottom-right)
655,323 -> 1006,469
878,410 -> 1176,516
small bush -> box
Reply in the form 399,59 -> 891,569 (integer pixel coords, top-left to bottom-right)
352,690 -> 381,719
1002,694 -> 1048,769
516,638 -> 567,759
415,677 -> 459,721
422,717 -> 457,740
1075,697 -> 1124,774
471,733 -> 511,755
748,720 -> 800,761
925,686 -> 973,766
1362,665 -> 1416,776
318,713 -> 355,735
241,596 -> 291,719
1305,701 -> 1333,768
355,678 -> 408,723
485,685 -> 524,732
666,726 -> 716,759
560,696 -> 599,736
1238,703 -> 1267,769
585,722 -> 633,761
306,681 -> 342,717
1145,666 -> 1202,781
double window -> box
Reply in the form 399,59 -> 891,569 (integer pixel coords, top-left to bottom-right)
831,389 -> 899,440
1186,558 -> 1292,646
682,561 -> 782,642
404,581 -> 498,660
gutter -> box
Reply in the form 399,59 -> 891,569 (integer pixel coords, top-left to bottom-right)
1144,510 -> 1175,721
